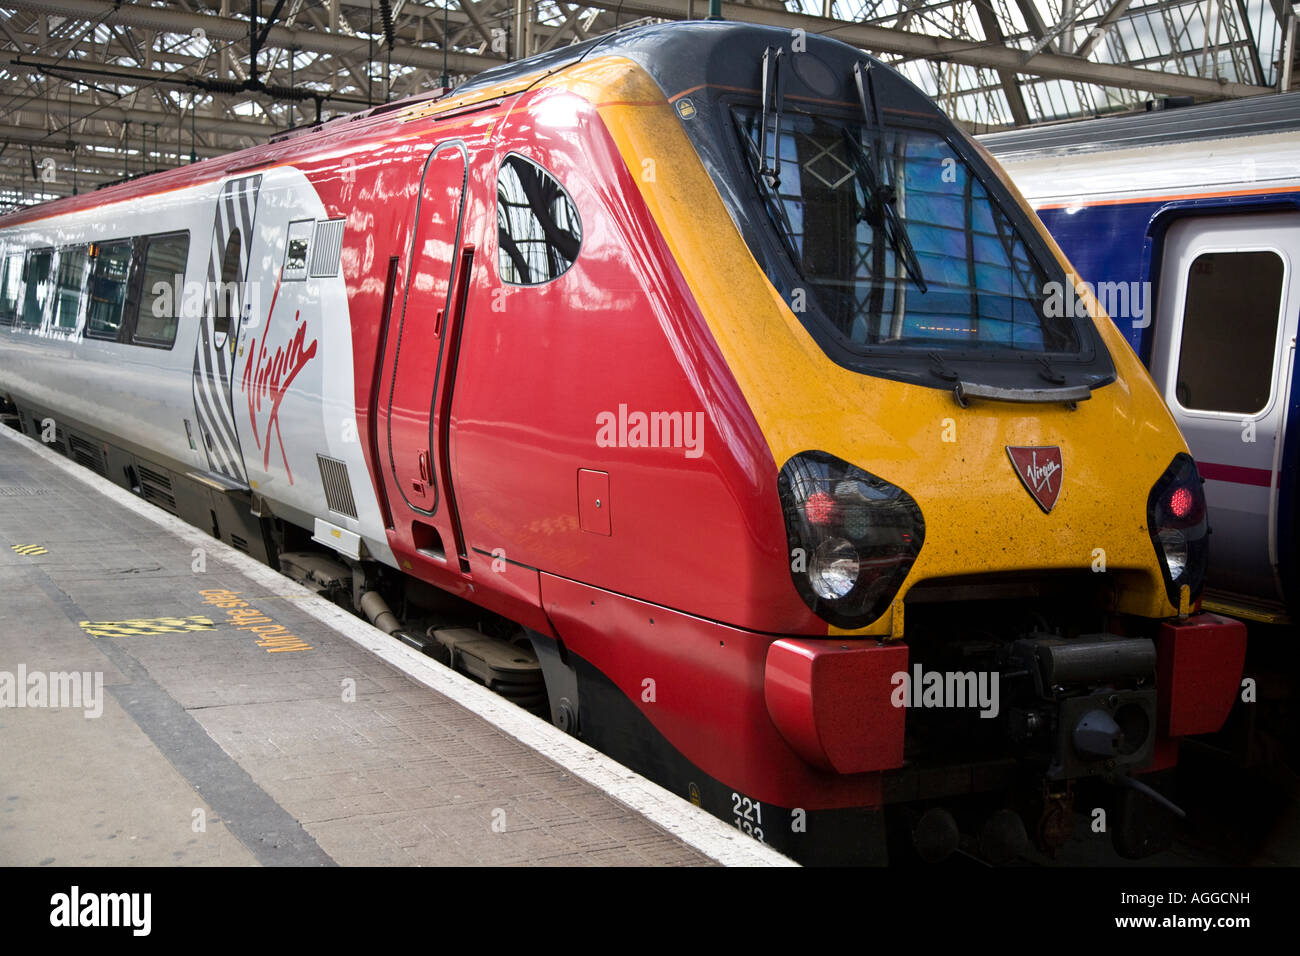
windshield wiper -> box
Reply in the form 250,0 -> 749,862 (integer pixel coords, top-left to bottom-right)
741,47 -> 801,276
853,60 -> 884,136
847,62 -> 927,295
758,46 -> 786,188
841,127 -> 928,295
739,112 -> 802,277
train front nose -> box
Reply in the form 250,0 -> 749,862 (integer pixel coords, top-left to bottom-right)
759,427 -> 1245,821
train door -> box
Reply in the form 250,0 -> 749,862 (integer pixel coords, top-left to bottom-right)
1149,212 -> 1300,605
190,175 -> 262,487
379,141 -> 474,578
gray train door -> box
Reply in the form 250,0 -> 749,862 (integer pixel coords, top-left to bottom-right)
1149,212 -> 1300,608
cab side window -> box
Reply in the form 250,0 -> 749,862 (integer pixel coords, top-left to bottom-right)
496,154 -> 582,285
131,232 -> 189,348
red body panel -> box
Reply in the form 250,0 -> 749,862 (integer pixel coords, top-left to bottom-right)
448,88 -> 818,636
539,571 -> 883,810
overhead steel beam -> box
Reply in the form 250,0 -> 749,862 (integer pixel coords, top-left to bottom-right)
2,0 -> 506,74
0,48 -> 377,107
457,0 -> 500,48
3,97 -> 281,140
0,31 -> 373,86
0,12 -> 30,52
974,2 -> 1032,125
1014,0 -> 1059,53
0,121 -> 229,158
1076,0 -> 1135,59
1024,2 -> 1096,58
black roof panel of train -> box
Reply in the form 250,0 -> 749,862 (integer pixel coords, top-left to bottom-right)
981,90 -> 1300,159
447,19 -> 940,119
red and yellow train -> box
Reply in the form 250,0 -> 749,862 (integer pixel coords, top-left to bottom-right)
0,20 -> 1247,864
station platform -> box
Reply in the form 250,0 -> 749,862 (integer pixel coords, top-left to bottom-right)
0,427 -> 791,867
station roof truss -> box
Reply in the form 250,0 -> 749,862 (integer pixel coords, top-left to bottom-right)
0,0 -> 1295,210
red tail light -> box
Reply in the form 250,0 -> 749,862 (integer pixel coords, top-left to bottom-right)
1169,486 -> 1193,520
804,491 -> 836,525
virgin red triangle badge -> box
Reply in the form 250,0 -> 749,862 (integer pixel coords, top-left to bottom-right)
1006,446 -> 1063,513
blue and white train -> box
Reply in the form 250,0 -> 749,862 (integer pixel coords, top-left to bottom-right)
984,92 -> 1300,624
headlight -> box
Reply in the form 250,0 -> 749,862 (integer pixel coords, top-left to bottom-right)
1157,529 -> 1188,579
809,537 -> 859,599
1146,454 -> 1208,608
778,451 -> 925,628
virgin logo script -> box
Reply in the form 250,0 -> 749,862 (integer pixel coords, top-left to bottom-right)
241,310 -> 318,483
1026,455 -> 1060,492
1006,446 -> 1063,513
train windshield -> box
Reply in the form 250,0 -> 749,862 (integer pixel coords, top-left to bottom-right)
734,108 -> 1079,355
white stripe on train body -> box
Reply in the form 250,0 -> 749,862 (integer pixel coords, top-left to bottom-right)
0,168 -> 395,569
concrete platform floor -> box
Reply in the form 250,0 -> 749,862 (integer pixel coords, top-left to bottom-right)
0,428 -> 791,867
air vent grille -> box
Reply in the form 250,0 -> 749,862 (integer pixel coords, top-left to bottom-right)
310,219 -> 345,277
68,434 -> 106,476
317,454 -> 358,518
137,464 -> 177,513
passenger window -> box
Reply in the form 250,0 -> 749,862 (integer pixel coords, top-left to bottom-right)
496,154 -> 582,285
18,248 -> 53,328
0,251 -> 22,326
1176,251 -> 1283,415
86,241 -> 133,340
215,230 -> 242,339
52,244 -> 90,331
132,232 -> 189,347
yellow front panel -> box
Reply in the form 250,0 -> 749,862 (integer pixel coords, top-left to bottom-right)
555,57 -> 1184,632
